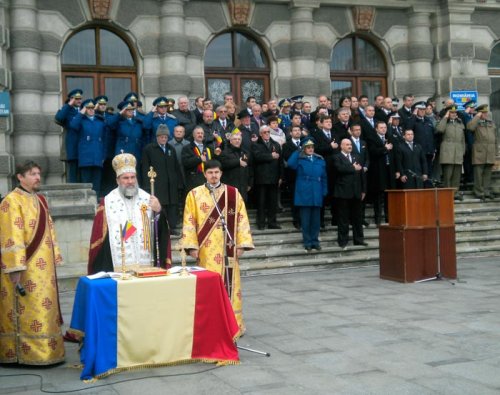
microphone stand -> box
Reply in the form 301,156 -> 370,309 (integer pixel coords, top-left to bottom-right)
207,183 -> 270,358
406,170 -> 444,283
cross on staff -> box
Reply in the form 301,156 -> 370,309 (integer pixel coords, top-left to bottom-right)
148,166 -> 157,196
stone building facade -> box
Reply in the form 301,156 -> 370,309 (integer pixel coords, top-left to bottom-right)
0,0 -> 499,194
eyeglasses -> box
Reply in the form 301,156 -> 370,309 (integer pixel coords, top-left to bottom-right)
261,130 -> 271,134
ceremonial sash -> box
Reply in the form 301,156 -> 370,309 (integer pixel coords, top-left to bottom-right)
196,186 -> 238,297
193,146 -> 212,173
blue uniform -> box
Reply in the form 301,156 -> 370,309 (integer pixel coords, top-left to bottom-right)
69,113 -> 107,196
287,150 -> 328,249
142,112 -> 179,143
55,103 -> 81,182
108,114 -> 146,164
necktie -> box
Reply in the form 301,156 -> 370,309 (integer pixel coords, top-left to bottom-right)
354,139 -> 360,152
347,154 -> 352,163
408,143 -> 413,151
369,119 -> 374,127
161,144 -> 166,153
296,140 -> 300,147
222,120 -> 226,128
326,131 -> 331,140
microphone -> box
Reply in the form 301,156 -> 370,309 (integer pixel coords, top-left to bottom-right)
16,283 -> 26,297
406,169 -> 418,178
205,183 -> 214,193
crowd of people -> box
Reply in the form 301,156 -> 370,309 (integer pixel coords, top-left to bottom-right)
54,90 -> 498,250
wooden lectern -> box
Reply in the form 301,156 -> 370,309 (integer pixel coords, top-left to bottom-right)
379,188 -> 457,283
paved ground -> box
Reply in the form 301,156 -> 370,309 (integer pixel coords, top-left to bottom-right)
2,256 -> 500,395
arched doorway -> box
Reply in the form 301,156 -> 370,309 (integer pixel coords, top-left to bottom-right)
61,26 -> 137,107
205,31 -> 270,107
330,36 -> 387,104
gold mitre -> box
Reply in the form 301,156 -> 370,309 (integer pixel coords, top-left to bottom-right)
112,152 -> 137,177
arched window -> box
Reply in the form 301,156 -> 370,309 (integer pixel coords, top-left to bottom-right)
205,31 -> 270,106
330,36 -> 387,104
61,26 -> 137,107
488,42 -> 500,125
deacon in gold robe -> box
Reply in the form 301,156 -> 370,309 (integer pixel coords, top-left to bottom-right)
0,161 -> 65,365
182,159 -> 254,336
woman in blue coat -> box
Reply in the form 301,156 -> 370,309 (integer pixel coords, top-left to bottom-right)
287,137 -> 328,251
69,99 -> 106,197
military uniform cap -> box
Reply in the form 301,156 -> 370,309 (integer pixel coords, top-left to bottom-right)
123,92 -> 139,102
279,98 -> 291,107
153,97 -> 168,107
118,100 -> 135,111
414,101 -> 427,110
464,99 -> 477,109
391,113 -> 401,118
291,95 -> 304,103
301,137 -> 315,147
237,109 -> 251,119
446,105 -> 457,112
392,97 -> 400,105
94,95 -> 108,104
476,104 -> 489,113
68,89 -> 83,99
112,152 -> 137,177
80,99 -> 95,109
167,98 -> 175,105
156,124 -> 170,136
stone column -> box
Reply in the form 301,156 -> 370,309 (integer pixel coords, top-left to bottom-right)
407,8 -> 435,99
288,0 -> 322,98
9,0 -> 47,176
0,0 -> 13,195
158,0 -> 191,100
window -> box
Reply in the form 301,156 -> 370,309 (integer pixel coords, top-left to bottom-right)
61,27 -> 137,108
205,31 -> 270,106
330,36 -> 387,105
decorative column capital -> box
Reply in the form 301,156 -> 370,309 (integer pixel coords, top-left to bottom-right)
227,0 -> 253,26
351,6 -> 375,32
88,0 -> 111,20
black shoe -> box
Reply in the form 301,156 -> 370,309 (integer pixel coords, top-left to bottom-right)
268,224 -> 282,229
305,247 -> 312,252
170,229 -> 180,236
293,222 -> 301,230
313,245 -> 322,251
363,221 -> 370,227
485,194 -> 494,200
354,241 -> 369,246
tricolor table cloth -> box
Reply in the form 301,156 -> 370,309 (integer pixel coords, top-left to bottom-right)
69,270 -> 239,380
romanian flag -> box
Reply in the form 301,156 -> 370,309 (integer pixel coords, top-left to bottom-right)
122,221 -> 137,241
69,271 -> 239,380
214,134 -> 223,147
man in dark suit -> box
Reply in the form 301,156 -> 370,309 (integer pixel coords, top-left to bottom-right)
332,138 -> 367,249
237,110 -> 260,151
349,123 -> 369,226
251,125 -> 284,230
366,121 -> 397,225
397,94 -> 414,129
282,125 -> 303,229
311,115 -> 339,228
172,96 -> 197,140
395,129 -> 428,189
375,97 -> 394,124
359,105 -> 377,142
214,105 -> 234,143
332,107 -> 351,142
182,126 -> 220,192
142,124 -> 183,236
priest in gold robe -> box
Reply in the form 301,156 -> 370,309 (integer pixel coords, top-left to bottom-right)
0,161 -> 65,365
182,159 -> 254,336
87,152 -> 169,274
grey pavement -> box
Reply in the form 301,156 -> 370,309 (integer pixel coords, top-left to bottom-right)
2,256 -> 500,394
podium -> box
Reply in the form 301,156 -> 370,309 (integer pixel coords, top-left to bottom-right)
379,188 -> 457,283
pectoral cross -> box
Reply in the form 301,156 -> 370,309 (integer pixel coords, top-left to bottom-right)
148,166 -> 157,196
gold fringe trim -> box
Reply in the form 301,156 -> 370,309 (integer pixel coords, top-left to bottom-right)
66,328 -> 85,339
86,357 -> 239,381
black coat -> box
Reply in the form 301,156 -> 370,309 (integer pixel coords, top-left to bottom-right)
219,145 -> 253,201
141,143 -> 182,205
251,137 -> 284,185
182,142 -> 216,192
332,152 -> 364,199
282,138 -> 302,185
395,142 -> 428,189
367,133 -> 397,194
